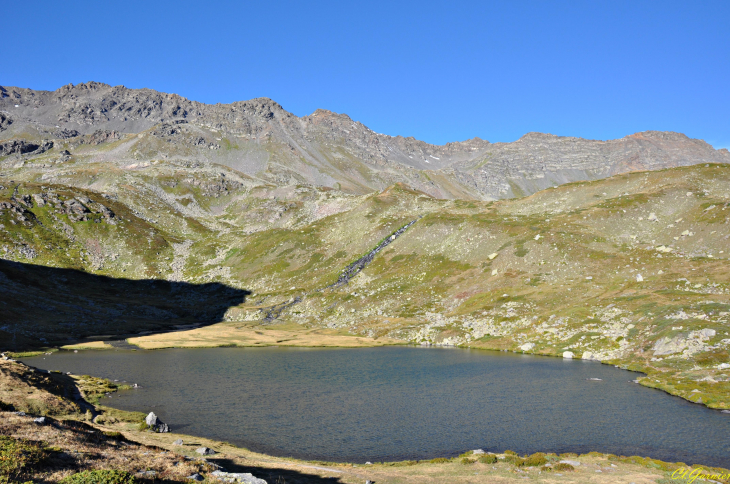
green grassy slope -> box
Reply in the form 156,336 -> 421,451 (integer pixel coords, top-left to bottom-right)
1,159 -> 729,408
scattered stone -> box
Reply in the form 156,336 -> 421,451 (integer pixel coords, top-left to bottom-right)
196,447 -> 216,455
562,351 -> 574,359
559,460 -> 581,466
519,343 -> 535,351
647,213 -> 658,222
717,363 -> 730,370
210,470 -> 267,484
582,351 -> 594,360
33,417 -> 47,425
488,253 -> 498,260
173,439 -> 184,446
187,474 -> 204,481
636,274 -> 643,282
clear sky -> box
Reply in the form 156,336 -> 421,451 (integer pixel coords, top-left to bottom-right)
4,1 -> 729,147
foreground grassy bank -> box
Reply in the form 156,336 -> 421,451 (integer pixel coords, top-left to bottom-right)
2,357 -> 729,484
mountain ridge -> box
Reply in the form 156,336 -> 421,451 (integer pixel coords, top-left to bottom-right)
2,82 -> 729,200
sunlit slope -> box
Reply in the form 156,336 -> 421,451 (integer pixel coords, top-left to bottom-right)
1,163 -> 729,407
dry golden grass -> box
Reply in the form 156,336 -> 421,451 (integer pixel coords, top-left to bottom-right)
1,412 -> 208,482
60,341 -> 114,350
0,359 -> 80,416
128,322 -> 404,349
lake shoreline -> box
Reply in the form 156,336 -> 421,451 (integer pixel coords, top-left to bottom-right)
17,345 -> 730,469
2,356 -> 729,483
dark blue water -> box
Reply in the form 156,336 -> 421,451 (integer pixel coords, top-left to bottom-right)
23,347 -> 730,467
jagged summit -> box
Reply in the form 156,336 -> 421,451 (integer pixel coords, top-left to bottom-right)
1,82 -> 728,200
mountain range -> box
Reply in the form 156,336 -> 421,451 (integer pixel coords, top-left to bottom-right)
3,81 -> 728,200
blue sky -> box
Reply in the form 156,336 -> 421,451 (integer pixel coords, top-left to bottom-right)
5,1 -> 729,147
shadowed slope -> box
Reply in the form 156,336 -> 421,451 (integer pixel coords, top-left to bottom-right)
0,259 -> 251,351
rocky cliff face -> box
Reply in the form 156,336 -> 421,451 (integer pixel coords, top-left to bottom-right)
1,82 -> 728,199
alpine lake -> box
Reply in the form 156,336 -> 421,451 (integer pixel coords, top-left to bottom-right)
22,346 -> 730,468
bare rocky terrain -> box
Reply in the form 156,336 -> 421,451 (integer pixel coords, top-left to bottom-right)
2,82 -> 728,200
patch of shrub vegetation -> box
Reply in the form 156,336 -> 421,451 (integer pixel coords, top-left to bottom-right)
0,436 -> 48,484
523,452 -> 547,466
553,462 -> 575,471
478,454 -> 498,464
429,457 -> 450,464
60,470 -> 136,484
459,457 -> 474,465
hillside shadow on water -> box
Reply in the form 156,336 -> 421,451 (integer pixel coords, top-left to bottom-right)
0,259 -> 251,351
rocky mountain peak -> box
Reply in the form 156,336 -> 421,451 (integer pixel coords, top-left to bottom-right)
1,82 -> 728,201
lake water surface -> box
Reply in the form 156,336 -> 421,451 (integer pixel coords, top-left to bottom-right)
23,347 -> 730,467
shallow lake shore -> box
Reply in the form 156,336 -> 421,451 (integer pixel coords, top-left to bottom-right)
1,356 -> 729,483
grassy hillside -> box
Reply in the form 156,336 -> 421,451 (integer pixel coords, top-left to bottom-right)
1,160 -> 729,408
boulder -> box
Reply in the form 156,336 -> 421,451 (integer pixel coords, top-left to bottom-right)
519,343 -> 535,351
562,351 -> 574,359
196,447 -> 216,455
652,336 -> 687,356
145,412 -> 159,426
559,459 -> 581,466
210,471 -> 266,484
173,439 -> 184,446
33,417 -> 47,425
187,474 -> 204,481
145,412 -> 170,432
